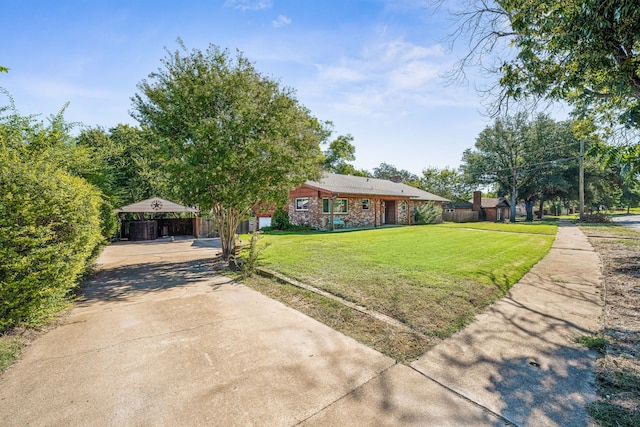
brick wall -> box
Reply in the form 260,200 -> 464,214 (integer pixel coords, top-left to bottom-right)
289,195 -> 378,229
288,195 -> 445,229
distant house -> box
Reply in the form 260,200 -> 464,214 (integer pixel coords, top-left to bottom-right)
258,173 -> 449,230
443,191 -> 510,222
475,197 -> 510,222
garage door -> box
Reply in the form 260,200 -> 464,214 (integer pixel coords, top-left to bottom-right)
258,217 -> 272,229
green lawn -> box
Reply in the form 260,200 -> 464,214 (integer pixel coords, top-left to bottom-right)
251,222 -> 555,338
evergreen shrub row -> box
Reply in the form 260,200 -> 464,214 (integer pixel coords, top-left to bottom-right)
0,153 -> 103,330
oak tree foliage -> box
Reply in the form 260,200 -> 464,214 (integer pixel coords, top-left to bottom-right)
449,0 -> 640,176
450,0 -> 640,129
461,113 -> 583,220
420,166 -> 473,202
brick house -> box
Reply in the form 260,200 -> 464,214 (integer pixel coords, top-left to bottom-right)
282,173 -> 449,230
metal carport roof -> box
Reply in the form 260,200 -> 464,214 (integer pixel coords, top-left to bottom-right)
117,197 -> 198,214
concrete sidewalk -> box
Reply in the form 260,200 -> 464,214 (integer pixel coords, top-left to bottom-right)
0,222 -> 603,426
411,220 -> 603,426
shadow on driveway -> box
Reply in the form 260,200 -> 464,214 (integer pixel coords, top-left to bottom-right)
79,258 -> 228,303
78,238 -> 226,304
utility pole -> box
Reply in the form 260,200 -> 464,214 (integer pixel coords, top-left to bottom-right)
511,168 -> 517,223
579,139 -> 585,221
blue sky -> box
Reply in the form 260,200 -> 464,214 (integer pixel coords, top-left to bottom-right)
2,0 -> 497,174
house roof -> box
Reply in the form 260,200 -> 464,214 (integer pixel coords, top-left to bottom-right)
446,201 -> 474,209
303,173 -> 449,202
117,197 -> 198,214
467,197 -> 510,208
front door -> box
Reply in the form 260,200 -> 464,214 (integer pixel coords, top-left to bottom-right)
385,200 -> 396,224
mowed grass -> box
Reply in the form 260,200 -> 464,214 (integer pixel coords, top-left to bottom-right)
253,222 -> 555,338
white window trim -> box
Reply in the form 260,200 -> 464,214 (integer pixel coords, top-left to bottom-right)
295,197 -> 309,211
322,198 -> 348,214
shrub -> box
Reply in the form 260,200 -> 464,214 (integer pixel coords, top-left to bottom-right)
236,232 -> 270,278
414,202 -> 439,224
582,213 -> 612,223
0,155 -> 103,331
271,207 -> 290,230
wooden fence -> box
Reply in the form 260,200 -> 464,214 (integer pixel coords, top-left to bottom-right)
442,211 -> 479,223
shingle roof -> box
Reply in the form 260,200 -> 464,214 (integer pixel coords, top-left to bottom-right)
466,197 -> 510,208
446,201 -> 474,209
304,173 -> 449,202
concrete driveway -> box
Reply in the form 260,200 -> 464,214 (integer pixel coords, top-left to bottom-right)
0,238 -> 497,426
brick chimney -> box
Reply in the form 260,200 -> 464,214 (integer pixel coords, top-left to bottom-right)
389,175 -> 402,183
472,191 -> 482,212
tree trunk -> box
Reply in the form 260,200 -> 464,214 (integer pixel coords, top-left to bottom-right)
537,199 -> 544,220
213,203 -> 245,261
525,199 -> 534,222
510,184 -> 517,223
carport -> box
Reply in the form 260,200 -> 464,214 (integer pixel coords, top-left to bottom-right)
117,197 -> 199,241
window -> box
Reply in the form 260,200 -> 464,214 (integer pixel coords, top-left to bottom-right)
295,197 -> 309,211
362,199 -> 370,210
322,198 -> 348,214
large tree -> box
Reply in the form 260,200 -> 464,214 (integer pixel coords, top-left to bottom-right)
449,1 -> 640,144
373,162 -> 420,187
420,166 -> 473,202
516,116 -> 582,219
322,132 -> 370,176
461,113 -> 531,221
462,113 -> 582,221
132,43 -> 325,259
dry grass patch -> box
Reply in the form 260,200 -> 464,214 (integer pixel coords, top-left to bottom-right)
240,275 -> 432,363
581,223 -> 640,426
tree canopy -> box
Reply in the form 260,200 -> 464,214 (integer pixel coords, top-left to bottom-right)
322,132 -> 370,176
420,166 -> 473,202
372,162 -> 419,186
77,124 -> 163,207
131,42 -> 326,259
450,1 -> 640,132
461,113 -> 583,220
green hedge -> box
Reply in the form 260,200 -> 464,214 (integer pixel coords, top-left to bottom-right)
0,154 -> 103,330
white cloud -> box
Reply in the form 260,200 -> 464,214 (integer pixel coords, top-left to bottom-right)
308,37 -> 453,117
379,39 -> 444,64
387,60 -> 440,90
272,15 -> 292,28
224,0 -> 272,11
317,65 -> 366,83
